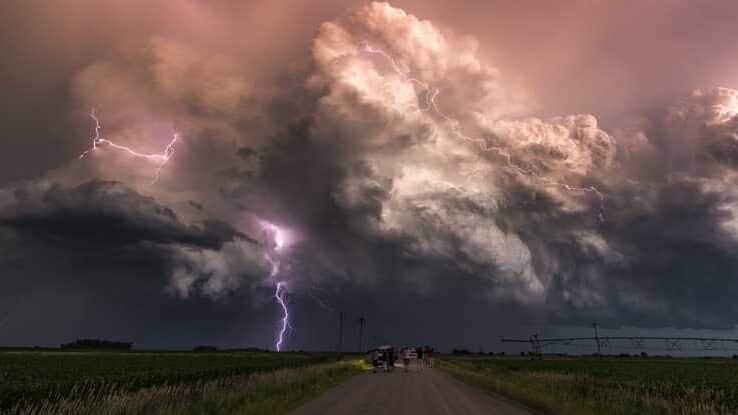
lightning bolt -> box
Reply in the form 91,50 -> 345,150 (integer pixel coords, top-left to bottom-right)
360,42 -> 605,221
274,281 -> 289,352
262,222 -> 292,352
79,109 -> 180,184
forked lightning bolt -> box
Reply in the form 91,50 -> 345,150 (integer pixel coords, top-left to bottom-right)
79,109 -> 180,184
262,222 -> 291,352
274,282 -> 289,352
360,42 -> 605,221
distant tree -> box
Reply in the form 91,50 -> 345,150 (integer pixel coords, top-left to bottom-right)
193,345 -> 218,353
244,347 -> 269,352
61,339 -> 132,351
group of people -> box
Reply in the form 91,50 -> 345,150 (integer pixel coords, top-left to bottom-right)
368,345 -> 433,373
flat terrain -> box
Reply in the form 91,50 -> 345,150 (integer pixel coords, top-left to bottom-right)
6,352 -> 736,414
0,350 -> 337,411
290,365 -> 534,415
443,356 -> 738,414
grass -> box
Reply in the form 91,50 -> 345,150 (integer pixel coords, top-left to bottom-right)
5,359 -> 365,415
0,351 -> 361,414
439,356 -> 738,415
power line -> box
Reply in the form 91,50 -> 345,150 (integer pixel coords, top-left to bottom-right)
501,334 -> 738,355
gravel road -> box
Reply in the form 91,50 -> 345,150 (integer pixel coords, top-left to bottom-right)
289,365 -> 536,415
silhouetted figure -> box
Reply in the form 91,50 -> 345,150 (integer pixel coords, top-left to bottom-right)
424,346 -> 434,368
401,347 -> 411,372
387,347 -> 396,371
416,346 -> 424,371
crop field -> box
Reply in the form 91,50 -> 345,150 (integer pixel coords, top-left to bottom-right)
0,350 -> 360,415
441,356 -> 738,415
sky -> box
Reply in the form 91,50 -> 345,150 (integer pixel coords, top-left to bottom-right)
3,0 -> 738,353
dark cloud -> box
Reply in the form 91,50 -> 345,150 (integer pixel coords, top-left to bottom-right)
236,147 -> 258,159
1,180 -> 251,248
4,1 -> 738,350
540,179 -> 738,329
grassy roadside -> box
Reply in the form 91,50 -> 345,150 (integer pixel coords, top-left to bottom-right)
5,359 -> 366,415
437,357 -> 735,415
0,351 -> 339,410
438,358 -> 592,415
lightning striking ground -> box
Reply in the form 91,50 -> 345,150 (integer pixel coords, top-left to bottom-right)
274,282 -> 289,352
360,42 -> 606,221
262,222 -> 292,352
79,109 -> 180,184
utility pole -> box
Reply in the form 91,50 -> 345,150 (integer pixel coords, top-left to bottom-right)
529,334 -> 542,358
593,322 -> 601,355
358,317 -> 365,352
337,311 -> 344,353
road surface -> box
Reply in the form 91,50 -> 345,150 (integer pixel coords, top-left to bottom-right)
289,365 -> 536,415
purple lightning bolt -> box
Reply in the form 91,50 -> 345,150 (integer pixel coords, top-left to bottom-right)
261,221 -> 292,351
79,109 -> 180,184
274,281 -> 289,352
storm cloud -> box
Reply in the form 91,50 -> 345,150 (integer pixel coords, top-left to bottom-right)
3,1 -> 738,350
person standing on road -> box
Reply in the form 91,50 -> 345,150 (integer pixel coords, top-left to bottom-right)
370,348 -> 382,373
416,346 -> 424,372
387,347 -> 396,371
407,347 -> 418,372
424,346 -> 434,368
401,347 -> 412,372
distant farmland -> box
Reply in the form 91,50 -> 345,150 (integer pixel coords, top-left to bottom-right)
441,355 -> 738,414
0,350 -> 362,414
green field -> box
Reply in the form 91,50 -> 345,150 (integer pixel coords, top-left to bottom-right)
0,350 -> 363,414
441,355 -> 738,415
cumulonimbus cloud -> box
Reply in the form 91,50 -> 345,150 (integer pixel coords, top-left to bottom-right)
305,2 -> 620,302
5,1 -> 738,337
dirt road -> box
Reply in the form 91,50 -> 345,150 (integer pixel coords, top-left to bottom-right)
289,365 -> 535,415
